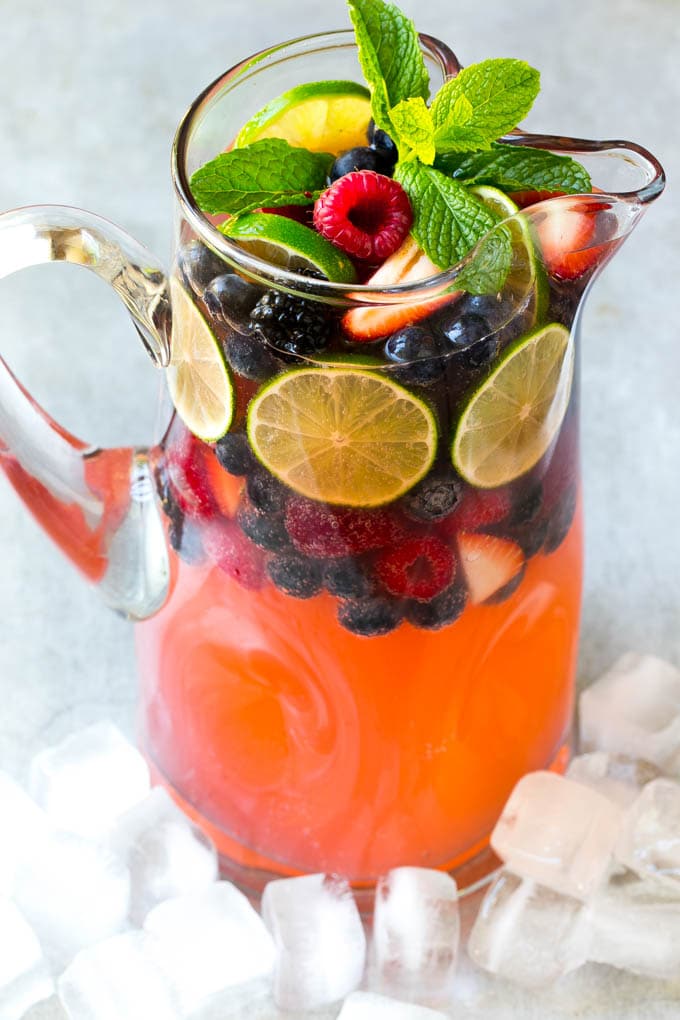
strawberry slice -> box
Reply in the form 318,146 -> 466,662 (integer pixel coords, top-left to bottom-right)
535,198 -> 614,281
458,532 -> 525,604
510,189 -> 566,208
342,237 -> 460,341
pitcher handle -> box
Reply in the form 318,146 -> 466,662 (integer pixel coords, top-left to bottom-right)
0,205 -> 172,620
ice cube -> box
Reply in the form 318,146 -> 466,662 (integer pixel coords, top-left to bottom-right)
261,873 -> 366,1011
0,898 -> 53,1020
467,870 -> 589,988
143,882 -> 275,1016
12,831 -> 130,973
368,867 -> 459,1006
108,787 -> 218,923
29,722 -> 150,839
338,991 -> 448,1020
615,777 -> 680,888
566,752 -> 661,807
586,871 -> 680,979
490,771 -> 622,899
579,652 -> 680,774
58,932 -> 179,1020
0,773 -> 49,895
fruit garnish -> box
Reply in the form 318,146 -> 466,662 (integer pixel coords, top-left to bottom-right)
533,198 -> 605,281
457,531 -> 525,604
166,279 -> 235,443
249,275 -> 334,358
235,80 -> 371,154
285,499 -> 403,558
375,535 -> 455,601
203,519 -> 267,589
329,145 -> 397,182
165,425 -> 217,520
452,322 -> 574,488
439,487 -> 511,535
313,170 -> 412,261
223,213 -> 357,283
247,366 -> 437,507
342,237 -> 456,341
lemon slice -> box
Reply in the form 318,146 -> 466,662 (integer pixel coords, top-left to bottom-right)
452,323 -> 574,488
223,213 -> 357,283
166,278 -> 234,442
247,367 -> 438,507
236,80 -> 371,154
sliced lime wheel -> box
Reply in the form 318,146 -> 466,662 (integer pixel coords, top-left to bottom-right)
166,278 -> 234,442
222,213 -> 357,283
247,367 -> 438,507
235,80 -> 371,154
452,322 -> 574,488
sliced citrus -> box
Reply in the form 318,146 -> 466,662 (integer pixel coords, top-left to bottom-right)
223,213 -> 357,283
247,367 -> 437,507
235,80 -> 371,154
452,323 -> 574,488
166,278 -> 234,442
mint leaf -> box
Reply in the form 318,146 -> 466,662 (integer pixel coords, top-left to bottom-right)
389,98 -> 435,164
190,139 -> 333,215
436,142 -> 592,194
394,161 -> 498,270
348,0 -> 429,137
455,225 -> 513,295
431,59 -> 540,152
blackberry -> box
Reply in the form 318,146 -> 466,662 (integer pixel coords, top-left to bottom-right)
246,470 -> 288,514
337,597 -> 402,637
249,276 -> 332,358
367,120 -> 399,168
544,484 -> 577,554
406,584 -> 467,631
402,471 -> 464,522
484,563 -> 527,605
237,504 -> 290,552
215,433 -> 256,476
324,557 -> 374,599
385,326 -> 445,386
329,146 -> 395,182
178,239 -> 225,295
267,554 -> 323,598
225,328 -> 280,381
204,273 -> 261,327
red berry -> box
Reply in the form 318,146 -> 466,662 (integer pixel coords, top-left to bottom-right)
439,487 -> 511,536
313,171 -> 412,262
285,498 -> 403,558
203,519 -> 267,590
165,425 -> 217,521
375,536 -> 455,601
457,532 -> 524,604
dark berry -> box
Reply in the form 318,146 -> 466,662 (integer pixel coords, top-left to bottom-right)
285,499 -> 403,558
169,515 -> 205,565
203,520 -> 267,589
215,433 -> 256,476
406,584 -> 467,631
267,555 -> 323,599
329,146 -> 395,182
237,504 -> 290,552
439,312 -> 490,348
178,239 -> 226,294
510,483 -> 543,526
461,294 -> 514,331
507,517 -> 549,559
385,326 -> 445,386
402,472 -> 464,522
367,121 -> 398,166
225,329 -> 280,381
313,171 -> 412,262
484,562 -> 527,604
204,273 -> 261,327
249,285 -> 332,358
246,470 -> 288,514
375,536 -> 455,601
338,597 -> 402,637
323,558 -> 374,599
544,484 -> 577,554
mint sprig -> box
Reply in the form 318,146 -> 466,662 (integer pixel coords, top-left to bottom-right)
435,142 -> 592,195
190,139 -> 333,216
389,98 -> 435,164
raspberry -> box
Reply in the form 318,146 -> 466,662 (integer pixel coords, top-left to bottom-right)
439,487 -> 511,536
313,171 -> 412,262
165,426 -> 217,521
375,536 -> 455,601
285,498 -> 403,558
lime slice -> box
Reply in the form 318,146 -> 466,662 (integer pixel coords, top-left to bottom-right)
236,80 -> 371,154
452,323 -> 574,488
223,213 -> 357,283
166,278 -> 234,442
247,367 -> 438,507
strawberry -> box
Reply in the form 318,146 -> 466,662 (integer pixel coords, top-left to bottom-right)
457,532 -> 525,604
509,189 -> 566,208
313,170 -> 412,262
165,425 -> 217,521
203,519 -> 267,590
375,536 -> 455,601
342,237 -> 460,341
535,198 -> 612,281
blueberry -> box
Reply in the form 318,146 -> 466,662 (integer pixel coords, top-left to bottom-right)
484,563 -> 527,605
544,484 -> 577,554
204,273 -> 261,327
246,470 -> 288,514
406,584 -> 467,630
178,239 -> 226,294
338,597 -> 402,637
439,312 -> 491,349
267,554 -> 323,598
367,120 -> 399,166
402,472 -> 464,521
215,433 -> 255,476
510,483 -> 543,526
169,515 -> 205,565
463,294 -> 514,331
225,329 -> 280,381
324,558 -> 374,599
508,517 -> 549,559
237,505 -> 290,552
329,145 -> 396,182
385,326 -> 445,386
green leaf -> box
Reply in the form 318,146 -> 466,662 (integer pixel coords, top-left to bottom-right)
348,0 -> 429,137
389,98 -> 436,164
435,142 -> 592,194
455,224 -> 513,295
190,139 -> 333,215
431,59 -> 540,152
394,160 -> 499,270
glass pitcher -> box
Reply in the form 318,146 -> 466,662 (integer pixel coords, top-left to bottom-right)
0,31 -> 665,894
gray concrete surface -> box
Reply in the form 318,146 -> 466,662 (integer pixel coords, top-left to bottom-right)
0,0 -> 679,1015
